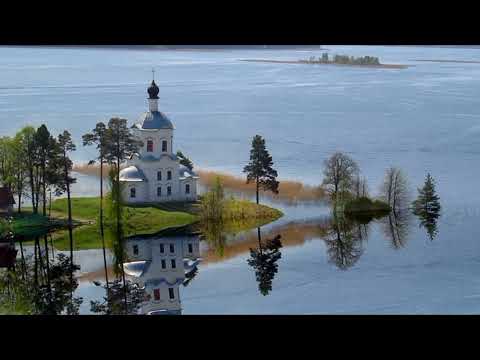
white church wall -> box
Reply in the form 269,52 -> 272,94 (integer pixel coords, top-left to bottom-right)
134,128 -> 173,158
122,182 -> 148,204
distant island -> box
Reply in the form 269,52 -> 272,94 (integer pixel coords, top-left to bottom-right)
241,52 -> 408,69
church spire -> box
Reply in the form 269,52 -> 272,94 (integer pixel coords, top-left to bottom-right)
147,69 -> 159,111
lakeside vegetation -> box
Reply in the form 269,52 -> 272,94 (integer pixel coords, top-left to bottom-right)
73,163 -> 328,203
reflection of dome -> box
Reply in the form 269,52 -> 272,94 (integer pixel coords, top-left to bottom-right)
119,166 -> 147,182
124,261 -> 149,277
135,111 -> 174,130
147,80 -> 159,99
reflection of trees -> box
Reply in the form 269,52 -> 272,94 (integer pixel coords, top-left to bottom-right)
247,228 -> 282,296
415,210 -> 440,241
380,209 -> 411,249
200,221 -> 227,257
90,279 -> 145,315
323,214 -> 364,270
0,247 -> 83,315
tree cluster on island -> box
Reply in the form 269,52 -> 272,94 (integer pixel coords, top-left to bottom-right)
321,151 -> 441,241
305,53 -> 381,66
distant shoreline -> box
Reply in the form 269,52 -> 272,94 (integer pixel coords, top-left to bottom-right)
412,59 -> 480,64
239,59 -> 409,69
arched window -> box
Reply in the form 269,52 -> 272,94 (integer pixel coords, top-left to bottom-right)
167,186 -> 172,196
157,171 -> 162,181
167,170 -> 172,180
162,140 -> 167,152
157,186 -> 162,197
147,140 -> 153,152
130,187 -> 136,198
185,184 -> 190,194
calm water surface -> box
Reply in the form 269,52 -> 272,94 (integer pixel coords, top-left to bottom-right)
1,45 -> 480,313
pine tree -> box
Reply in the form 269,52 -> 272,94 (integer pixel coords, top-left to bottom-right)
412,173 -> 441,241
57,131 -> 76,267
243,135 -> 279,204
412,173 -> 441,214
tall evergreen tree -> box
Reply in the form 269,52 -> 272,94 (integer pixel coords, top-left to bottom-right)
82,122 -> 110,292
412,173 -> 441,240
57,131 -> 76,265
243,135 -> 279,204
34,125 -> 57,216
412,173 -> 441,214
103,118 -> 142,312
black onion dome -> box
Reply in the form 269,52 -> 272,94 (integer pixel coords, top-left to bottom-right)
147,80 -> 159,99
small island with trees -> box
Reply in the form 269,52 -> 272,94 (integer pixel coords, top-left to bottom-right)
241,52 -> 408,69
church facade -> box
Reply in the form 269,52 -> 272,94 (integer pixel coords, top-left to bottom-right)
120,79 -> 198,204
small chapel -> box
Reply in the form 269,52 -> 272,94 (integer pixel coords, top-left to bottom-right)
120,76 -> 198,204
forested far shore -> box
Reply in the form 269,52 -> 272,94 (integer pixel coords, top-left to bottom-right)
241,53 -> 408,69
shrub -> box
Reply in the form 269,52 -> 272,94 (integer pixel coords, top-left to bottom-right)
344,196 -> 391,214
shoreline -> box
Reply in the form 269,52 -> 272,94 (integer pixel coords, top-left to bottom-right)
239,59 -> 409,69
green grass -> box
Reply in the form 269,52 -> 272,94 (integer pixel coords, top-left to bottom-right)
15,196 -> 283,250
50,199 -> 199,250
50,197 -> 102,221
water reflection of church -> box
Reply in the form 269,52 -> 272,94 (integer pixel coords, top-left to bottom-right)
123,235 -> 201,315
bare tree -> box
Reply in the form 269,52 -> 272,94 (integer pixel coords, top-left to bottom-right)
322,152 -> 359,206
381,167 -> 409,213
353,173 -> 369,198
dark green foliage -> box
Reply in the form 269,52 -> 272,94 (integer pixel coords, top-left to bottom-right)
103,118 -> 143,167
243,135 -> 279,204
412,173 -> 441,241
55,130 -> 77,196
176,150 -> 194,171
82,122 -> 108,157
412,173 -> 441,214
344,196 -> 391,214
0,252 -> 83,314
247,229 -> 282,296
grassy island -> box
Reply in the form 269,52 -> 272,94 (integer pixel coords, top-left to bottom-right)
46,196 -> 282,250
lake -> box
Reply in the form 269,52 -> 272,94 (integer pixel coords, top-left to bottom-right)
1,45 -> 480,314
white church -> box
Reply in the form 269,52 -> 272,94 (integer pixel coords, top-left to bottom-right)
120,78 -> 198,204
